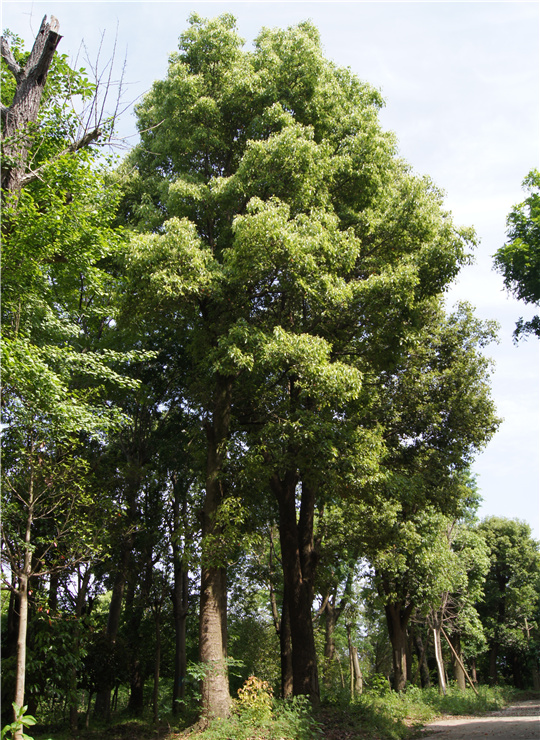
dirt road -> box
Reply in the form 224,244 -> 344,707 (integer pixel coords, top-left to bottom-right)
419,700 -> 540,739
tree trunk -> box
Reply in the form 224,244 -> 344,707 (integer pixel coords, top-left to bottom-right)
280,588 -> 293,699
126,546 -> 154,716
470,657 -> 478,685
488,643 -> 498,685
433,627 -> 446,695
450,633 -> 466,690
323,600 -> 337,687
347,624 -> 363,698
152,601 -> 162,724
13,468 -> 35,738
272,474 -> 320,705
1,16 -> 62,192
384,602 -> 412,692
412,624 -> 431,688
69,568 -> 92,732
199,375 -> 233,721
94,544 -> 131,719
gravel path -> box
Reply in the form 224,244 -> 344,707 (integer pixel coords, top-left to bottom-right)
419,700 -> 540,739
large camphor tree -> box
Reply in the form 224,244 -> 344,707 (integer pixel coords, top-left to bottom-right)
120,14 -> 478,716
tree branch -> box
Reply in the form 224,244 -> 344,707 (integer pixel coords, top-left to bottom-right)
17,127 -> 101,188
1,36 -> 23,80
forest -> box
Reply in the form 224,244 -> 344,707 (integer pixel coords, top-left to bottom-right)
1,13 -> 539,740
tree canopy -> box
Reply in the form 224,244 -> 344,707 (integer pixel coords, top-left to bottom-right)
2,13 -> 537,739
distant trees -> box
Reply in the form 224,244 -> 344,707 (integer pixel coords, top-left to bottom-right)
494,169 -> 540,339
477,517 -> 540,688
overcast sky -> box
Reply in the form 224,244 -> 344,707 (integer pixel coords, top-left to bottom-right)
3,1 -> 539,537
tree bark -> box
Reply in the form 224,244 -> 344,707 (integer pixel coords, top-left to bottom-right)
199,375 -> 233,721
384,602 -> 413,692
411,623 -> 431,688
280,587 -> 294,699
449,632 -> 466,690
433,626 -> 447,695
347,624 -> 363,698
1,16 -> 62,192
272,473 -> 320,705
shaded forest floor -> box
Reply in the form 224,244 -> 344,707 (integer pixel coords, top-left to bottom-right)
30,689 -> 540,740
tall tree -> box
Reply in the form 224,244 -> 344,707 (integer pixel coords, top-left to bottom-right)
120,13 -> 476,713
477,517 -> 540,687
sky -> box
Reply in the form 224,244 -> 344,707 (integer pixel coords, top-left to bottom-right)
3,1 -> 539,537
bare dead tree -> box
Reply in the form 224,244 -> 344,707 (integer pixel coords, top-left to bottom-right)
1,15 -> 63,191
1,14 -> 128,194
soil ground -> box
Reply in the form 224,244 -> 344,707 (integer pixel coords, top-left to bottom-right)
418,699 -> 540,740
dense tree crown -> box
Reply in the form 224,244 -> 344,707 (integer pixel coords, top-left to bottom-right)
2,13 -> 537,739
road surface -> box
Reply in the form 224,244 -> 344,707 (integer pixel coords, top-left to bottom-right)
419,700 -> 540,739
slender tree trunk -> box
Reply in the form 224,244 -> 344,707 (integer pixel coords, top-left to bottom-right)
69,568 -> 92,732
272,474 -> 320,705
470,657 -> 478,685
412,624 -> 431,688
488,643 -> 498,685
433,627 -> 446,695
152,601 -> 162,724
323,601 -> 337,687
48,573 -> 59,612
384,602 -> 413,692
94,544 -> 131,719
199,375 -> 232,721
13,467 -> 35,738
347,624 -> 363,698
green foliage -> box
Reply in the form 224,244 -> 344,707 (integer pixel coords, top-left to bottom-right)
191,694 -> 321,740
494,169 -> 540,338
1,704 -> 36,740
235,675 -> 273,723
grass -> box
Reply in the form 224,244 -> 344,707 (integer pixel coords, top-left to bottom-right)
27,685 -> 535,740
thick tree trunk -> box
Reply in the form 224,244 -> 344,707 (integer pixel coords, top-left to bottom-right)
199,375 -> 232,721
1,16 -> 61,192
384,602 -> 413,692
272,473 -> 320,705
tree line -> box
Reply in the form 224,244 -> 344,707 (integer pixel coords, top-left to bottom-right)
2,13 -> 539,734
